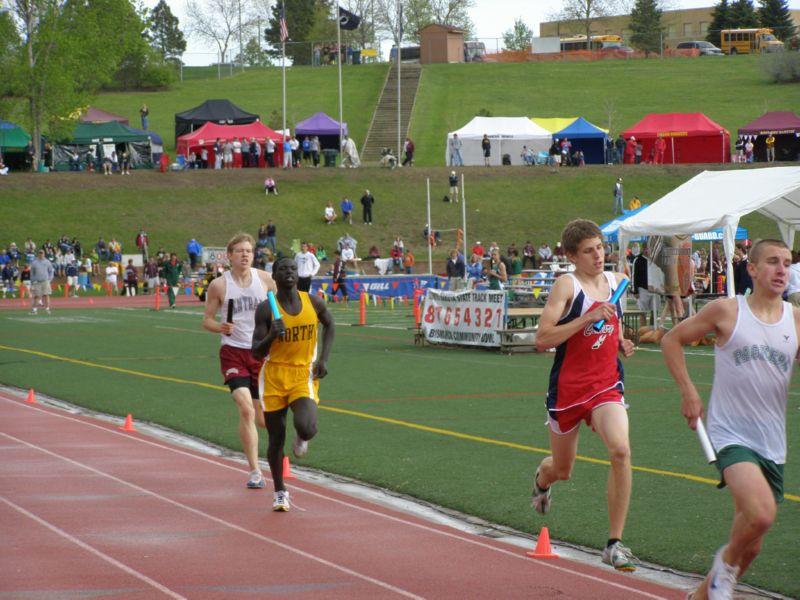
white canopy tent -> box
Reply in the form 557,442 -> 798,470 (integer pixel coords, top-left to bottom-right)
445,117 -> 551,166
618,167 -> 800,296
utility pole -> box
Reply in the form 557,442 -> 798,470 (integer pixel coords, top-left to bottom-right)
238,0 -> 244,71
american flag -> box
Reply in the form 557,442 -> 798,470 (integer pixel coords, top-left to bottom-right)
279,2 -> 288,43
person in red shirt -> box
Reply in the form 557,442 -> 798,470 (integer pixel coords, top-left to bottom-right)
471,241 -> 485,258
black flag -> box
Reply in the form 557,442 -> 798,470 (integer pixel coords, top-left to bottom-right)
338,6 -> 361,30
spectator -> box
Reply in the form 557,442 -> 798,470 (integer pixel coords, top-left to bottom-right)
310,136 -> 320,167
634,141 -> 643,164
29,250 -> 53,314
403,248 -> 415,274
446,249 -> 466,290
553,242 -> 566,262
232,137 -> 242,168
139,104 -> 149,130
520,146 -> 535,166
538,242 -> 553,264
449,133 -> 464,166
264,177 -> 278,195
523,241 -> 536,269
265,220 -> 277,254
481,134 -> 491,167
120,150 -> 131,175
105,261 -> 119,295
471,241 -> 485,258
187,238 -> 203,271
613,177 -> 624,214
466,253 -> 483,287
302,136 -> 311,164
360,189 -> 375,225
96,237 -> 108,262
136,228 -> 149,262
294,242 -> 320,292
367,244 -> 380,259
266,137 -> 276,168
161,253 -> 181,308
0,158 -> 8,176
340,196 -> 353,224
144,257 -> 160,295
448,171 -> 459,202
402,137 -> 415,167
337,232 -> 357,254
331,251 -> 348,301
282,136 -> 292,168
124,259 -> 138,296
548,140 -> 561,173
324,201 -> 337,225
223,139 -> 233,169
614,134 -> 625,165
390,243 -> 403,268
628,195 -> 641,210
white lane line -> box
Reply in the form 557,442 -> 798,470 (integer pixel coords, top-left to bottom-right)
1,396 -> 672,599
0,431 -> 423,600
0,495 -> 187,600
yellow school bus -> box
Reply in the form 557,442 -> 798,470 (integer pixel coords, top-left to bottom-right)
560,35 -> 631,53
720,28 -> 784,54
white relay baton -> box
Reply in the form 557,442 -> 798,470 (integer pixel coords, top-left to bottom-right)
695,418 -> 716,464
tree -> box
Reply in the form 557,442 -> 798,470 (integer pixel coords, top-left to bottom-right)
264,0 -> 321,65
236,36 -> 271,66
147,0 -> 187,61
186,0 -> 254,63
373,0 -> 474,47
502,18 -> 534,52
556,0 -> 622,49
628,0 -> 663,57
730,0 -> 759,28
758,0 -> 796,40
5,0 -> 155,160
706,0 -> 731,46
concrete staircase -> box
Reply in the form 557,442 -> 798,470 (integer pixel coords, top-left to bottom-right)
361,63 -> 422,163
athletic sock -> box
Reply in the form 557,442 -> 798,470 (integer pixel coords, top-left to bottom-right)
607,538 -> 621,548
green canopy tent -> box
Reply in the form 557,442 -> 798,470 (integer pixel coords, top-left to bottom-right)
0,121 -> 32,170
54,121 -> 152,171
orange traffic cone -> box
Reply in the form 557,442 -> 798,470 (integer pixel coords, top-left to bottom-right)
282,455 -> 295,479
25,388 -> 36,404
526,527 -> 558,559
119,413 -> 137,432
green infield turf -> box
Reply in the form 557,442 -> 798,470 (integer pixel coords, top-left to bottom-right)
0,302 -> 798,596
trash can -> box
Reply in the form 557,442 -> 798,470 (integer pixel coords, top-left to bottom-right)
322,149 -> 338,167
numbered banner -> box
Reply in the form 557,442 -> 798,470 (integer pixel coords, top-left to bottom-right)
421,289 -> 507,347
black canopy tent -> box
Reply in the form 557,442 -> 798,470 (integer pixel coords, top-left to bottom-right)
174,99 -> 260,142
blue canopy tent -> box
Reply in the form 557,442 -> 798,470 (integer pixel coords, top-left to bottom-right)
553,117 -> 609,165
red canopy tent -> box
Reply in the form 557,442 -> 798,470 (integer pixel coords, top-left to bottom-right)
738,112 -> 800,162
176,121 -> 284,168
622,113 -> 730,164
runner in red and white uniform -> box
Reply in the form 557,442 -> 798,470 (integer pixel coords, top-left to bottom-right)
531,219 -> 637,573
203,233 -> 276,489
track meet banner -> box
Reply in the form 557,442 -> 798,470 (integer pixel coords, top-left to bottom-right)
310,275 -> 445,298
421,289 -> 507,347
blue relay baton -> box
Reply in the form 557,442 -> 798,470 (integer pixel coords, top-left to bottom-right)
593,278 -> 629,332
267,290 -> 282,320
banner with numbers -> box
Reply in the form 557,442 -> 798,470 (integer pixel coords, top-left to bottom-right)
421,289 -> 507,347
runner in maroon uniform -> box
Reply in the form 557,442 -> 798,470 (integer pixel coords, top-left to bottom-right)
531,219 -> 637,572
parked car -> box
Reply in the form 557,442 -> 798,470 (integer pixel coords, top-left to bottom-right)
676,41 -> 724,56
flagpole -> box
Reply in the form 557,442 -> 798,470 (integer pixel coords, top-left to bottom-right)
397,2 -> 402,161
281,2 -> 287,153
337,7 -> 344,156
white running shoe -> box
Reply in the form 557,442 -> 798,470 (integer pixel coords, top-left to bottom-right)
293,436 -> 308,458
272,490 -> 290,512
707,545 -> 738,600
601,541 -> 637,572
246,471 -> 265,489
531,468 -> 551,514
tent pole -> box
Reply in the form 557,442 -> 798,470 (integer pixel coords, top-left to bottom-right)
427,178 -> 433,275
671,137 -> 675,165
461,173 -> 467,261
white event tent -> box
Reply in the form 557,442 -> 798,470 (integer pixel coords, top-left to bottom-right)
618,167 -> 800,296
446,117 -> 551,166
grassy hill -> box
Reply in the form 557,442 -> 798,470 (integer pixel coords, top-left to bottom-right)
411,55 -> 800,164
1,165 -> 781,263
92,55 -> 800,166
95,64 -> 388,151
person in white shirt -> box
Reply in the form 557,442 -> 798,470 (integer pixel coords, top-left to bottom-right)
786,251 -> 800,306
105,263 -> 119,295
324,201 -> 337,224
294,242 -> 320,292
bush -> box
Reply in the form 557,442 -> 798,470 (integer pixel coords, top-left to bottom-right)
761,50 -> 800,83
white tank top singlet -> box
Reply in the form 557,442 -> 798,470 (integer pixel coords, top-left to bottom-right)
708,296 -> 797,463
221,268 -> 267,350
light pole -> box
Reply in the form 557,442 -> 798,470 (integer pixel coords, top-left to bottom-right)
238,0 -> 243,71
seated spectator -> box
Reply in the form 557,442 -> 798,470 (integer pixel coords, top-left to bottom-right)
315,245 -> 328,262
324,201 -> 337,224
0,159 -> 8,176
264,177 -> 278,195
367,245 -> 380,259
341,246 -> 355,262
390,244 -> 403,267
466,253 -> 483,287
520,146 -> 535,166
628,196 -> 642,210
69,150 -> 81,171
380,147 -> 397,168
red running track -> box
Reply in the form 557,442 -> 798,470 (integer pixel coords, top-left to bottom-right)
0,393 -> 686,599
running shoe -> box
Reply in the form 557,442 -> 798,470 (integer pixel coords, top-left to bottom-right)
272,490 -> 290,512
531,468 -> 551,514
707,545 -> 738,600
601,541 -> 637,572
246,471 -> 265,489
293,435 -> 308,458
